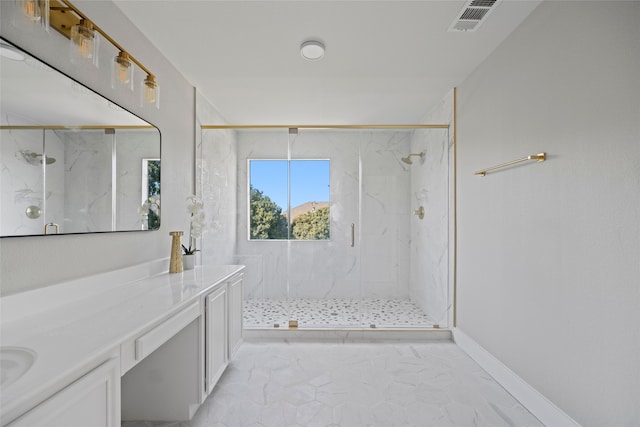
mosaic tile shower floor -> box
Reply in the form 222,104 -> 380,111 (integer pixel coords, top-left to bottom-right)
244,298 -> 436,329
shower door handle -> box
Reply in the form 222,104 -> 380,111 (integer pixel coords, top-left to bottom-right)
350,223 -> 355,247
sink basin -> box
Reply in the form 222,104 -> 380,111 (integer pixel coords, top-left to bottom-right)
0,347 -> 36,387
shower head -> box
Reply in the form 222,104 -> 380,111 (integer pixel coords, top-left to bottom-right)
401,152 -> 425,165
20,150 -> 56,165
42,155 -> 56,165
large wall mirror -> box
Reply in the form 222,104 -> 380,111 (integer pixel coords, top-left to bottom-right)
0,39 -> 161,237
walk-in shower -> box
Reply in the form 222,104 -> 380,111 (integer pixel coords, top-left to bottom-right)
198,124 -> 452,330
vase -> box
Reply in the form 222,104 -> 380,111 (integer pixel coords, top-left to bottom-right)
169,231 -> 184,273
182,254 -> 196,270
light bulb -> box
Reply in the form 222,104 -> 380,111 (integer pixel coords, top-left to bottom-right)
21,0 -> 41,22
70,19 -> 95,60
143,74 -> 159,108
113,51 -> 133,88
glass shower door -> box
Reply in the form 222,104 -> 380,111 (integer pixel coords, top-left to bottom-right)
235,128 -> 291,329
358,130 -> 415,328
287,129 -> 362,328
359,127 -> 449,329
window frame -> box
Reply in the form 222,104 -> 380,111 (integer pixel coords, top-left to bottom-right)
247,158 -> 330,242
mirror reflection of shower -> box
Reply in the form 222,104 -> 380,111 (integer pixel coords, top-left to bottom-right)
401,151 -> 425,165
20,150 -> 56,165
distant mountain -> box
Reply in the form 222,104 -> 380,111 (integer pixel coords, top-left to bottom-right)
284,201 -> 330,222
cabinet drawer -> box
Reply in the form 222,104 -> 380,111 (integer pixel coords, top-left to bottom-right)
135,302 -> 200,361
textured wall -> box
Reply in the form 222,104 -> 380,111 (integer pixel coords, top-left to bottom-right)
456,2 -> 640,425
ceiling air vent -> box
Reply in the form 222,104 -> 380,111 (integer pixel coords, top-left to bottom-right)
449,0 -> 501,32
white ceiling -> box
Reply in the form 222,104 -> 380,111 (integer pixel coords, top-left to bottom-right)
113,0 -> 541,124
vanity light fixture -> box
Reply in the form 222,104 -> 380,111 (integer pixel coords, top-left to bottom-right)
15,0 -> 50,31
19,0 -> 42,23
70,18 -> 98,63
16,0 -> 160,107
143,74 -> 159,107
300,40 -> 325,61
113,51 -> 133,89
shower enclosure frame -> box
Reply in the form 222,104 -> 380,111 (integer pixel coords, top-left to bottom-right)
199,123 -> 455,330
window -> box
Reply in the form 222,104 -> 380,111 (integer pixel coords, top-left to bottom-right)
249,159 -> 330,240
141,158 -> 160,230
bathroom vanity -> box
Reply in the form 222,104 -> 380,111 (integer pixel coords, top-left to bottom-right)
0,260 -> 244,426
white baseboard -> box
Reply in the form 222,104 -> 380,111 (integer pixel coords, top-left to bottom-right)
452,327 -> 581,427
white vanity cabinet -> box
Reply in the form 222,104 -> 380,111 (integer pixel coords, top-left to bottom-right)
7,358 -> 120,427
227,275 -> 244,359
203,273 -> 244,396
0,262 -> 245,426
205,285 -> 228,394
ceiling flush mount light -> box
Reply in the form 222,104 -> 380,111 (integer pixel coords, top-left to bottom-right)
300,40 -> 325,61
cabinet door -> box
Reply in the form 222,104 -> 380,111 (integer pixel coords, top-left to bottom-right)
8,358 -> 120,427
206,286 -> 228,395
227,276 -> 243,359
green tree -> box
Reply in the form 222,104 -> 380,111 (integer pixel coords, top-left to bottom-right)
147,160 -> 160,230
250,186 -> 288,239
292,207 -> 330,240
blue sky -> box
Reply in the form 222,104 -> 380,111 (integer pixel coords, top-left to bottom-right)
250,160 -> 330,209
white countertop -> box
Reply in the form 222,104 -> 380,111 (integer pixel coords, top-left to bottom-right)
0,261 -> 244,424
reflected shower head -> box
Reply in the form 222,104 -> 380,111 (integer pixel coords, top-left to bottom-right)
401,152 -> 425,165
20,150 -> 56,165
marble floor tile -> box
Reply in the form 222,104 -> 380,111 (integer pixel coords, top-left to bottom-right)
123,340 -> 544,427
244,298 -> 435,329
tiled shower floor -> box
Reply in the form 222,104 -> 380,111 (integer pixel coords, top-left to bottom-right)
244,298 -> 436,329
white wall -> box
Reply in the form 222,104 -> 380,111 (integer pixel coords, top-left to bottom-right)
456,2 -> 640,425
0,1 -> 195,295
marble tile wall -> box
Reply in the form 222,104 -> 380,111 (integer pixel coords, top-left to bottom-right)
115,130 -> 162,230
360,131 -> 412,299
409,91 -> 454,326
61,129 -> 158,233
0,114 -> 64,235
235,130 -> 413,301
61,129 -> 114,233
196,91 -> 238,266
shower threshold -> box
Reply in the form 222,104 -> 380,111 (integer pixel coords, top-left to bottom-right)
244,298 -> 439,330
